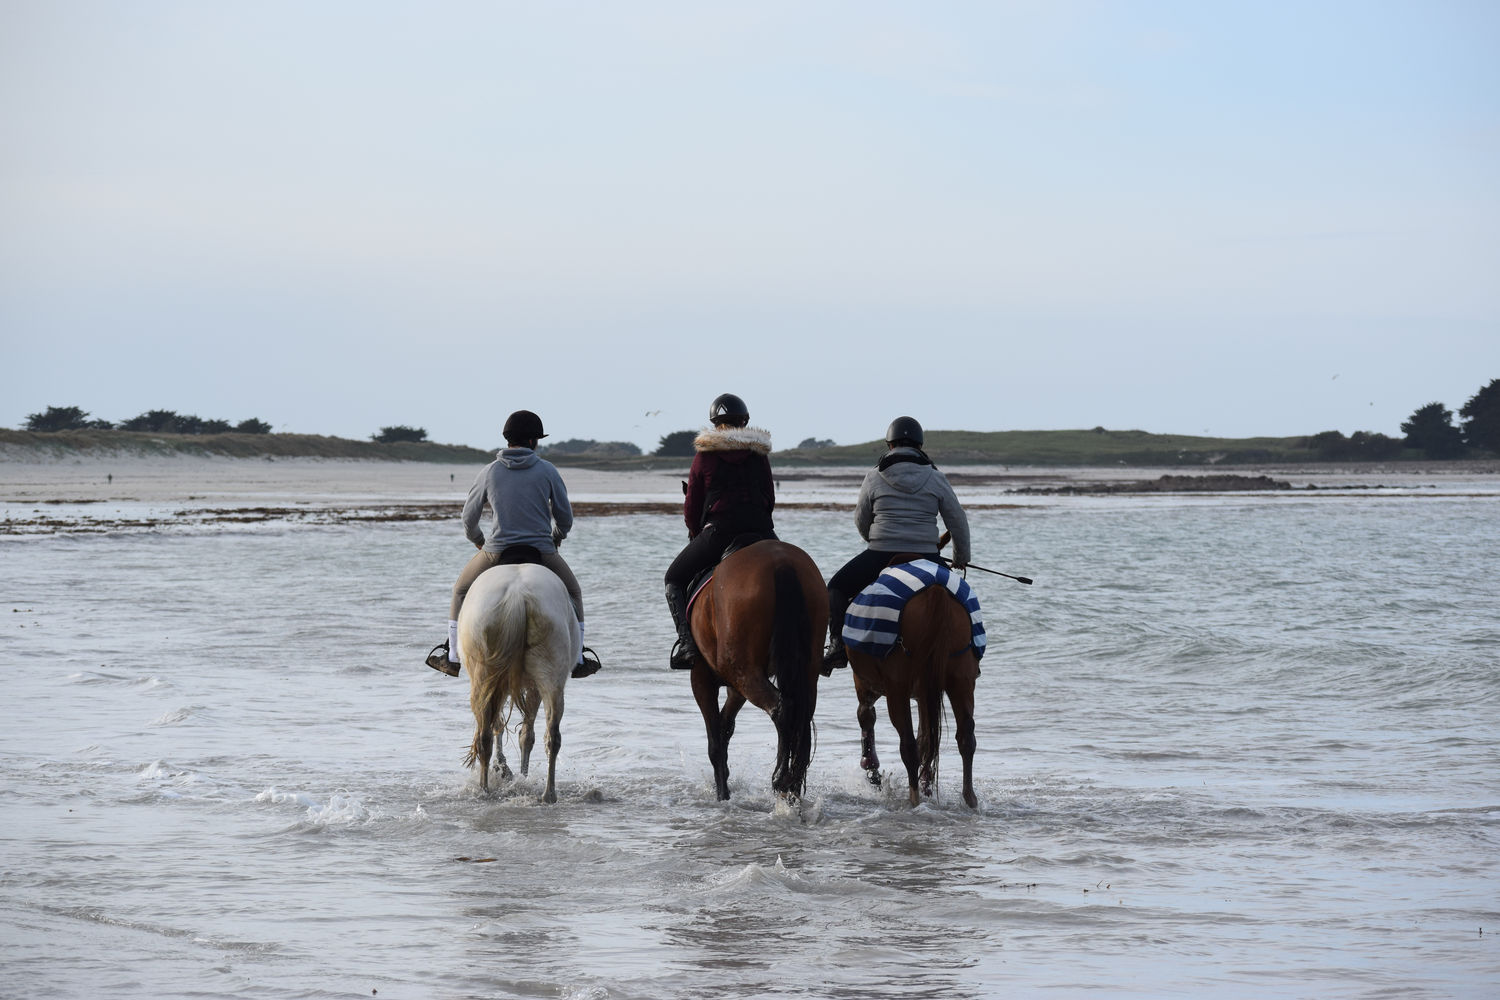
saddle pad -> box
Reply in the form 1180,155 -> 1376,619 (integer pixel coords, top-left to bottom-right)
843,559 -> 986,661
685,572 -> 713,616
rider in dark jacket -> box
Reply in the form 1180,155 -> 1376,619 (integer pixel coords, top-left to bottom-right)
663,393 -> 776,670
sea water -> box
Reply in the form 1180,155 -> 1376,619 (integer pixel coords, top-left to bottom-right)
2,482 -> 1497,998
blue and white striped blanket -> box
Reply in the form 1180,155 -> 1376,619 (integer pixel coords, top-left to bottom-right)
843,559 -> 986,661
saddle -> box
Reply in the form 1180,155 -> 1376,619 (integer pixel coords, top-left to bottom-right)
497,544 -> 544,566
685,531 -> 776,613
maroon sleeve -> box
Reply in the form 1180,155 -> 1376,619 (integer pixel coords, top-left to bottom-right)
759,455 -> 775,515
683,452 -> 709,537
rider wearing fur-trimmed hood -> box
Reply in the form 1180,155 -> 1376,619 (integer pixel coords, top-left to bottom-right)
663,393 -> 779,670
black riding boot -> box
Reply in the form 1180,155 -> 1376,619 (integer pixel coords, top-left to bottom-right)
665,583 -> 699,670
821,589 -> 849,675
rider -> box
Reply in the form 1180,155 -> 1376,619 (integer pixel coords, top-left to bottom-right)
425,409 -> 601,679
822,415 -> 970,671
663,393 -> 776,670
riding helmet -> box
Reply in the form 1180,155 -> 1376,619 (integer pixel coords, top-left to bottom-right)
709,393 -> 750,427
885,416 -> 924,448
502,409 -> 547,443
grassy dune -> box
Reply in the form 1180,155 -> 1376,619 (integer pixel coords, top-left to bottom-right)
773,428 -> 1333,467
0,428 -> 493,463
0,426 -> 1448,467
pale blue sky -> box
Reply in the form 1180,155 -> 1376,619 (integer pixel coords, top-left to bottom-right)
3,1 -> 1496,451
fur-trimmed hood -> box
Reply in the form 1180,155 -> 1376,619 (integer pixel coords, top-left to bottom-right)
693,425 -> 772,455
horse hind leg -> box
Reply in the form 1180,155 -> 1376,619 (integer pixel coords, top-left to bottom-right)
916,685 -> 943,801
949,667 -> 979,808
495,731 -> 513,783
541,688 -> 563,804
693,671 -> 737,801
855,680 -> 882,786
516,689 -> 539,777
467,725 -> 495,793
885,694 -> 921,806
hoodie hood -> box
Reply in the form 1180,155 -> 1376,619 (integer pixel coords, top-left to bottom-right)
693,426 -> 772,456
498,447 -> 540,469
878,447 -> 935,493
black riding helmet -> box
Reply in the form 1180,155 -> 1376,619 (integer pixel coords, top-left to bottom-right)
502,409 -> 547,444
709,393 -> 750,428
885,415 -> 924,448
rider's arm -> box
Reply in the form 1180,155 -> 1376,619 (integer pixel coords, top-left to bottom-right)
462,473 -> 488,548
853,470 -> 877,542
683,453 -> 708,538
935,473 -> 971,566
548,465 -> 574,543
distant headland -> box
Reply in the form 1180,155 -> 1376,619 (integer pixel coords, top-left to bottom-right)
4,425 -> 1496,469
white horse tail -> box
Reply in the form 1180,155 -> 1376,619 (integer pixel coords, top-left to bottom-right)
461,572 -> 531,767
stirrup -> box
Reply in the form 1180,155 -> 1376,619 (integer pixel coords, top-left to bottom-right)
426,642 -> 460,677
669,636 -> 697,670
572,646 -> 602,678
820,644 -> 848,676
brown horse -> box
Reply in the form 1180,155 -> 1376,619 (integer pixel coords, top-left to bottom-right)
687,540 -> 827,801
847,585 -> 981,808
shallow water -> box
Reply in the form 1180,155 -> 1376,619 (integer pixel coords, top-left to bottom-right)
3,486 -> 1498,998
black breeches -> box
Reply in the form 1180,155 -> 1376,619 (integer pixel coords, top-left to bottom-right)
828,548 -> 941,603
665,525 -> 734,589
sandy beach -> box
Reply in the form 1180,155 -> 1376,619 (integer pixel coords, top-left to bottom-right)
4,453 -> 1497,503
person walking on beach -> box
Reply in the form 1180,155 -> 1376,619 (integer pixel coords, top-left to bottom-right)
662,393 -> 776,670
821,415 -> 970,672
426,409 -> 601,678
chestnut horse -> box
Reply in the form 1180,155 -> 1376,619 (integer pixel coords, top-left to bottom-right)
687,540 -> 827,801
848,585 -> 981,807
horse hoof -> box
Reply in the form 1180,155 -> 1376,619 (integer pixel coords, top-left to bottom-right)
963,790 -> 978,809
863,767 -> 882,788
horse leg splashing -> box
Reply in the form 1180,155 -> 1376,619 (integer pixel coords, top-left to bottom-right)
457,563 -> 577,803
849,587 -> 980,808
688,541 -> 827,803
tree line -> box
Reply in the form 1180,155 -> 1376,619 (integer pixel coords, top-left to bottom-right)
21,380 -> 1499,459
24,406 -> 271,435
1310,380 -> 1498,460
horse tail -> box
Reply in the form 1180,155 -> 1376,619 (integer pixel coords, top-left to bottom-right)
464,575 -> 532,763
770,562 -> 815,779
914,588 -> 955,792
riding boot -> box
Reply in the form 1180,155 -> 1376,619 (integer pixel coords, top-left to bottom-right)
821,590 -> 849,675
665,583 -> 699,670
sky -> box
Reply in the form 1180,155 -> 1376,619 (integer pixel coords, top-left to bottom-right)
2,1 -> 1497,453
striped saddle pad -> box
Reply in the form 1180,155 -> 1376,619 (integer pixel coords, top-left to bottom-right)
842,559 -> 986,661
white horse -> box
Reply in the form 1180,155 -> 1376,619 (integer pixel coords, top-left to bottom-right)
457,563 -> 578,802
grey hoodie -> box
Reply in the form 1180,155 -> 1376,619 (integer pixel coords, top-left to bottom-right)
853,448 -> 971,564
463,448 -> 574,554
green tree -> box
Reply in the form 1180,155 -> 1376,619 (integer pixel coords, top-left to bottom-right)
1400,402 -> 1465,458
1459,378 -> 1500,453
373,425 -> 428,444
121,409 -> 183,432
234,418 -> 271,434
654,430 -> 697,457
24,405 -> 92,431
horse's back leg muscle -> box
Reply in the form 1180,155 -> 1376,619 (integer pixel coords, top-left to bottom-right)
948,662 -> 979,808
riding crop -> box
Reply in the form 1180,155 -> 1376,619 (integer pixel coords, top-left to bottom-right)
937,531 -> 1033,585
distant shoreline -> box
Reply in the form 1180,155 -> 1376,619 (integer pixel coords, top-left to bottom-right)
5,426 -> 1496,469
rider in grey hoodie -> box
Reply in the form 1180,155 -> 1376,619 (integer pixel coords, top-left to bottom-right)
822,416 -> 970,671
426,409 -> 600,679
